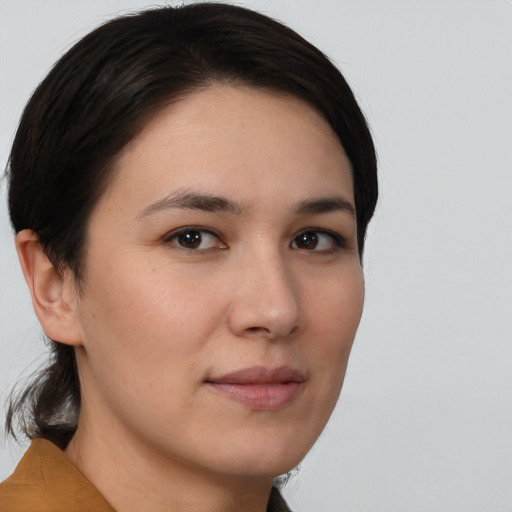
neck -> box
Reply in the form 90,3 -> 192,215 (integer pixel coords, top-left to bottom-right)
65,407 -> 274,512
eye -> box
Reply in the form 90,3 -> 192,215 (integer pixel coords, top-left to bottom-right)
165,228 -> 227,251
291,229 -> 345,252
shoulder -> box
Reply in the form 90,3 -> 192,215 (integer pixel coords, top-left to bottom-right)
267,486 -> 294,512
0,438 -> 115,512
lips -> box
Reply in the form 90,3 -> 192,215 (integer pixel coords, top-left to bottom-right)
205,366 -> 305,411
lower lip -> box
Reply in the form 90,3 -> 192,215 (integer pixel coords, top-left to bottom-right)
206,382 -> 303,411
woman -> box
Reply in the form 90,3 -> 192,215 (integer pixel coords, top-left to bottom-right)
0,3 -> 377,511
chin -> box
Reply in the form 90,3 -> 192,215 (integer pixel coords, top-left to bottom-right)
214,431 -> 314,479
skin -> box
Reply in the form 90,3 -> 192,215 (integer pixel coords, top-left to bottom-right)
17,85 -> 364,512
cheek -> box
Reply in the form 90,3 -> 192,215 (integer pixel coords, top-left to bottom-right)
308,265 -> 364,344
303,266 -> 364,389
76,260 -> 228,382
74,264 -> 221,429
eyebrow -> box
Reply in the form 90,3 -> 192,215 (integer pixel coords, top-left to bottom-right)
295,197 -> 355,216
139,190 -> 242,218
138,190 -> 355,218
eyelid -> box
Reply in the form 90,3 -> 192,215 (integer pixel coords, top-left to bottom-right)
291,228 -> 347,251
163,226 -> 227,250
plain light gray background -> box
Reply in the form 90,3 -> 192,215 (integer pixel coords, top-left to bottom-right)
1,1 -> 511,511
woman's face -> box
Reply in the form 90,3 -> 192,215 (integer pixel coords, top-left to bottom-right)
70,85 -> 364,479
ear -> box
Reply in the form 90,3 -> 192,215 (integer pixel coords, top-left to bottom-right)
15,229 -> 83,346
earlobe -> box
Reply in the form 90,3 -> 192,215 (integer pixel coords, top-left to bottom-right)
15,229 -> 83,347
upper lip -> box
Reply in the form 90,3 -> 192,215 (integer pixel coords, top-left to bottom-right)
207,366 -> 305,385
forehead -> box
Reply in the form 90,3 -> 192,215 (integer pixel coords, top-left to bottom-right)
98,85 -> 353,215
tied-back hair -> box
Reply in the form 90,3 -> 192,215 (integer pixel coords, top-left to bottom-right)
5,2 -> 378,449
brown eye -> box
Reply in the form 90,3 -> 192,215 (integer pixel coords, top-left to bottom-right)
291,229 -> 345,252
177,230 -> 202,249
166,228 -> 227,251
293,231 -> 318,250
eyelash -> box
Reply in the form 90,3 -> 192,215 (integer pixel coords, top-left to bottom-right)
163,226 -> 346,253
291,228 -> 346,252
163,226 -> 227,252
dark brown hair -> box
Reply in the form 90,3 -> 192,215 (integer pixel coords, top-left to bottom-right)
6,2 -> 378,449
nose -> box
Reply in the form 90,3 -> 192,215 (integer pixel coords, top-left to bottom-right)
227,252 -> 303,341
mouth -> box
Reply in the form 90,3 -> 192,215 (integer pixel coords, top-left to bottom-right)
205,366 -> 305,411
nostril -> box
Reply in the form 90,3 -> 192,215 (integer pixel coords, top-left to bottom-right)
227,283 -> 302,340
247,326 -> 270,333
